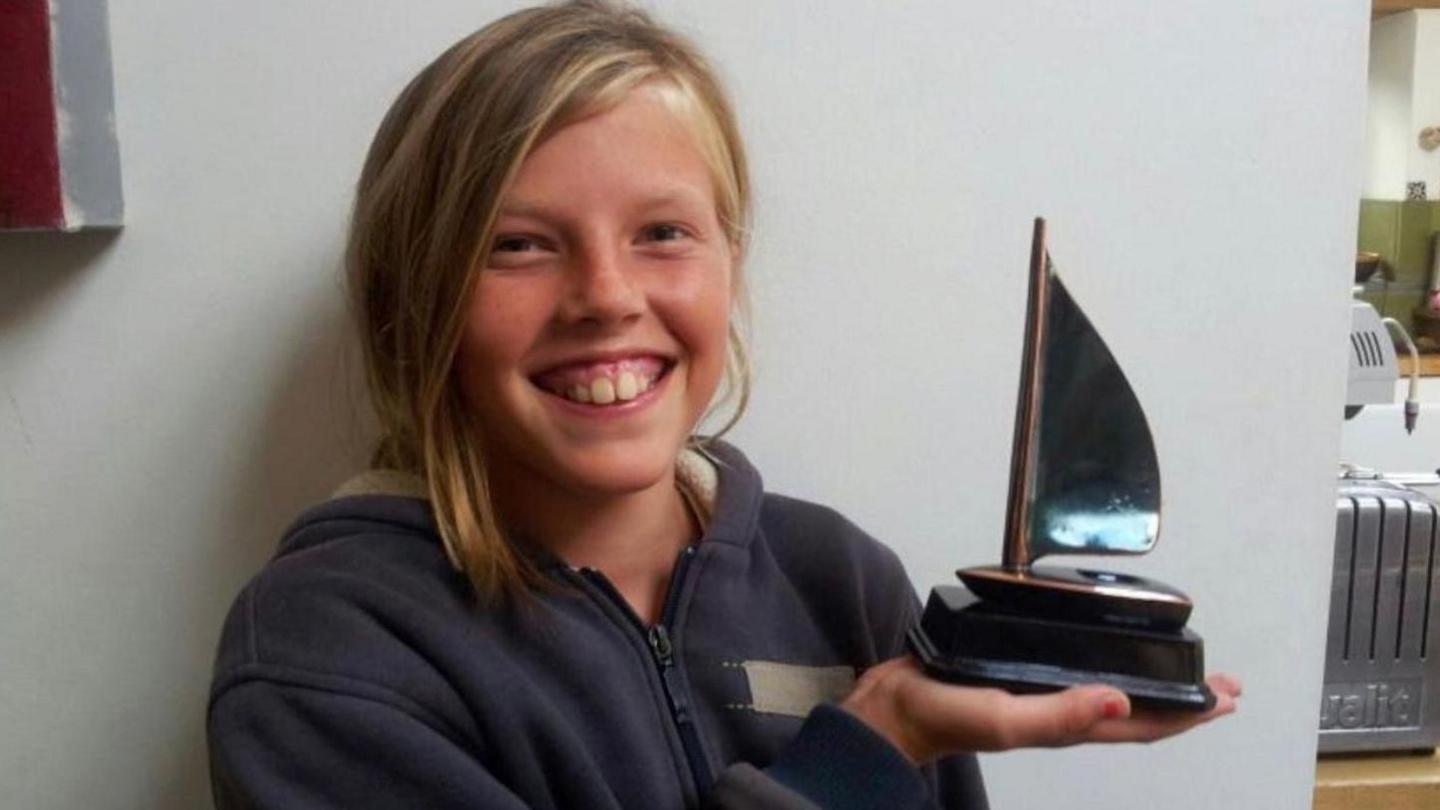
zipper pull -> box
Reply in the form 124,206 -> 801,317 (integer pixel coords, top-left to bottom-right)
649,624 -> 692,722
648,624 -> 674,666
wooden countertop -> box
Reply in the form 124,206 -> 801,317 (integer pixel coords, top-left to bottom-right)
1313,750 -> 1440,809
1397,354 -> 1440,376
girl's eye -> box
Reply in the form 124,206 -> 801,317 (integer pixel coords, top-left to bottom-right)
642,223 -> 688,243
492,235 -> 540,253
485,233 -> 554,270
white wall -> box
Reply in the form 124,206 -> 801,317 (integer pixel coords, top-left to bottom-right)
0,1 -> 1368,808
1413,13 -> 1440,196
1364,12 -> 1415,199
1363,10 -> 1440,199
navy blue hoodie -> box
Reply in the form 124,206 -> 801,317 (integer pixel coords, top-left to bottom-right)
208,444 -> 987,808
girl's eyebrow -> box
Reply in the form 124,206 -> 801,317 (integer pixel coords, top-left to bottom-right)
631,189 -> 709,213
495,198 -> 554,219
497,189 -> 711,220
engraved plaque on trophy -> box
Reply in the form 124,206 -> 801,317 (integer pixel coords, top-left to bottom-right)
907,218 -> 1215,712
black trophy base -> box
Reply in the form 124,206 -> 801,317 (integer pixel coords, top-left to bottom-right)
907,584 -> 1215,712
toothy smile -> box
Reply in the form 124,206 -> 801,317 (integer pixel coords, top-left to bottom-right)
532,356 -> 671,406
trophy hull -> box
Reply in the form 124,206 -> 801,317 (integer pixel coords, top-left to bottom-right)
958,564 -> 1193,631
908,584 -> 1215,712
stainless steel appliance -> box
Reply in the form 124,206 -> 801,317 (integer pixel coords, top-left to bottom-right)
1321,476 -> 1440,752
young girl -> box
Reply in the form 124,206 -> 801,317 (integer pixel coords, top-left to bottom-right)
207,2 -> 1239,807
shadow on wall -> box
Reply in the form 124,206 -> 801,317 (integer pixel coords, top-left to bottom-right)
175,274 -> 375,806
167,261 -> 376,807
0,229 -> 372,574
1,230 -> 374,807
0,229 -> 119,335
220,269 -> 376,572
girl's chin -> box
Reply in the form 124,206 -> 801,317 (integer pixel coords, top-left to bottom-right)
546,444 -> 683,496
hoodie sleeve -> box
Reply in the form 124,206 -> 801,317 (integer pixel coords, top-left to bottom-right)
705,704 -> 929,810
209,678 -> 528,810
705,513 -> 989,810
703,664 -> 987,810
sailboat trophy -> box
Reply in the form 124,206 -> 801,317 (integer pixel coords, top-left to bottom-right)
907,218 -> 1215,712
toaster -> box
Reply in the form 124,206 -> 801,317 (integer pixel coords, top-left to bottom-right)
1320,478 -> 1440,753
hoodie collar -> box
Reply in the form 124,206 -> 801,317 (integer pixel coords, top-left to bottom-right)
280,440 -> 765,562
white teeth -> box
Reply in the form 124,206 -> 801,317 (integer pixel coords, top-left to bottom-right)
590,377 -> 616,405
554,370 -> 661,404
615,371 -> 639,401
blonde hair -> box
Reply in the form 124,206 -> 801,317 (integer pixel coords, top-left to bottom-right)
345,0 -> 752,602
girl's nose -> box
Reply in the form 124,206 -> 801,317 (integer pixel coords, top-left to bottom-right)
558,245 -> 645,327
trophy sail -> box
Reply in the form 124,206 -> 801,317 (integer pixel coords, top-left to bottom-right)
1000,217 -> 1160,567
1031,264 -> 1161,560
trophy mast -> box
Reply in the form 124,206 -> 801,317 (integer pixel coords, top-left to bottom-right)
1001,218 -> 1051,574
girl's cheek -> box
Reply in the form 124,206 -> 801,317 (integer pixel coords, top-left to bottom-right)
660,258 -> 732,312
467,282 -> 555,348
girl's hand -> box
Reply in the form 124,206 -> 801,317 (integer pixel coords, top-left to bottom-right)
841,656 -> 1242,764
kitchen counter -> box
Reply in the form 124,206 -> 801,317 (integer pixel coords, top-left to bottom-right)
1313,750 -> 1440,809
1397,353 -> 1440,376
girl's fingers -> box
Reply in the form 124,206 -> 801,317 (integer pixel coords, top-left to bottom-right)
868,658 -> 1242,758
1207,672 -> 1243,699
943,685 -> 1131,750
1084,687 -> 1238,744
951,674 -> 1240,749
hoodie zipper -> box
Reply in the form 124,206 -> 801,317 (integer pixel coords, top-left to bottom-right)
578,545 -> 714,796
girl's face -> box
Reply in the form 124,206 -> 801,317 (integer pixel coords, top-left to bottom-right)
456,87 -> 734,503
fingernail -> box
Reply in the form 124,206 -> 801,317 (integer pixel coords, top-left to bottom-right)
1102,697 -> 1128,719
